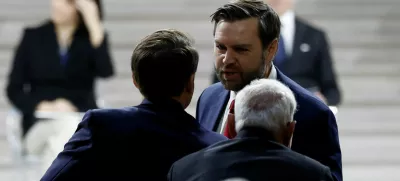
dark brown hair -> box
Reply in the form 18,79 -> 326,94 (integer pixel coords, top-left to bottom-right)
131,29 -> 199,99
211,0 -> 281,49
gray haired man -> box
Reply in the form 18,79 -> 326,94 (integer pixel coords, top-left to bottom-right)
168,79 -> 334,181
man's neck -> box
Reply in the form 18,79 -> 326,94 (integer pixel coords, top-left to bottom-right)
265,64 -> 277,79
264,65 -> 272,78
172,96 -> 187,108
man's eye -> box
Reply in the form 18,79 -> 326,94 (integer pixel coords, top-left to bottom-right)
235,48 -> 248,52
216,45 -> 224,49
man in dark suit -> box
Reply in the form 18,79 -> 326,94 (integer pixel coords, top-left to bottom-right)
265,0 -> 341,105
41,29 -> 227,181
170,79 -> 334,181
212,0 -> 342,106
197,1 -> 342,180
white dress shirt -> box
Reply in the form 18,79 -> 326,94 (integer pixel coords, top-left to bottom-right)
217,66 -> 278,133
280,10 -> 296,56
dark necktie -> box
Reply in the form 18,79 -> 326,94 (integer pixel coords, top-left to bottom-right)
274,34 -> 286,67
223,99 -> 236,139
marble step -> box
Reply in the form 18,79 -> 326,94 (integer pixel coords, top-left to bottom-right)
2,0 -> 400,4
1,101 -> 400,136
1,46 -> 400,79
340,135 -> 400,164
0,113 -> 400,164
344,165 -> 400,181
96,76 -> 400,107
1,73 -> 399,110
2,0 -> 399,9
1,1 -> 400,21
0,19 -> 399,51
337,106 -> 400,134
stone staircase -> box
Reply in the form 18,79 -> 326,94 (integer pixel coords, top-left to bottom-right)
0,0 -> 400,180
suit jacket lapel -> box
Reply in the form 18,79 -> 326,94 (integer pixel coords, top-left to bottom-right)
276,67 -> 302,121
276,66 -> 286,84
207,87 -> 230,131
277,18 -> 307,72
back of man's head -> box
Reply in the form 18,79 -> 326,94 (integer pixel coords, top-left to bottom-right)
235,79 -> 297,146
131,29 -> 199,101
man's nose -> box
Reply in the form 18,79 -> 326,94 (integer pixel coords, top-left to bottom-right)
222,50 -> 236,65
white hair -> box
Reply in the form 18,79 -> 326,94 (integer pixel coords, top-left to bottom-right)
221,178 -> 249,181
234,79 -> 297,134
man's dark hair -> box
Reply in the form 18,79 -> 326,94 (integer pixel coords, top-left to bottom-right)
131,29 -> 199,99
211,0 -> 281,49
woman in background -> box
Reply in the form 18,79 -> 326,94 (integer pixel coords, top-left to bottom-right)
6,0 -> 114,136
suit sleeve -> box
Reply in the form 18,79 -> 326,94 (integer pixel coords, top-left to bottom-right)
6,29 -> 41,115
167,164 -> 175,181
322,166 -> 335,181
320,109 -> 342,181
315,32 -> 341,105
91,32 -> 114,78
41,111 -> 96,181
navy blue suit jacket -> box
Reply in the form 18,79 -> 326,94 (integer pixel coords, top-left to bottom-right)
41,98 -> 227,181
196,68 -> 342,181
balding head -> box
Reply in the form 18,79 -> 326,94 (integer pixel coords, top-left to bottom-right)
234,79 -> 297,146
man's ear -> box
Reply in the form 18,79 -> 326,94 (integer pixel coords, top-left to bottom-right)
132,73 -> 140,89
286,121 -> 296,148
184,74 -> 195,94
265,38 -> 279,64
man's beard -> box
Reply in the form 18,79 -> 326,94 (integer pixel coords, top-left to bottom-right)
215,53 -> 267,92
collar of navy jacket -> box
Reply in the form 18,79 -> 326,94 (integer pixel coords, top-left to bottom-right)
140,98 -> 200,129
236,127 -> 278,142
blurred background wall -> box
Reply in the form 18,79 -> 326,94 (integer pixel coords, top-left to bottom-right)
0,0 -> 399,180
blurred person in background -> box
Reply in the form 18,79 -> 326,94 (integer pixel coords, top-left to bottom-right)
265,0 -> 341,105
5,0 -> 114,137
41,29 -> 227,181
211,0 -> 342,106
169,79 -> 333,181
